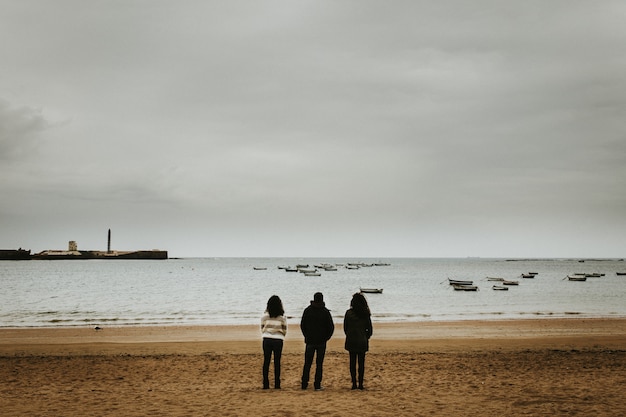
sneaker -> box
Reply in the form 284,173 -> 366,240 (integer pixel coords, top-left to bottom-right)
314,386 -> 325,391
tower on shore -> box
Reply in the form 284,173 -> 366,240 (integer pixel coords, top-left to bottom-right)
107,229 -> 111,253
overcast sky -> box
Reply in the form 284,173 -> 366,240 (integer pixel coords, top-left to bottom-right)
1,1 -> 625,258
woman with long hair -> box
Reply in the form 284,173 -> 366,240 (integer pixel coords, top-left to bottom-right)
343,292 -> 373,390
261,295 -> 287,389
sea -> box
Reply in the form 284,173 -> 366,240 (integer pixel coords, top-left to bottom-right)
1,257 -> 625,328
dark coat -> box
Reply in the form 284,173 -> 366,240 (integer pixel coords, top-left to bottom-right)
300,301 -> 334,345
343,309 -> 372,353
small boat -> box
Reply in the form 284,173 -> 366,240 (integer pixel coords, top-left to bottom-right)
304,272 -> 321,277
617,272 -> 626,276
584,273 -> 604,277
298,268 -> 317,274
502,280 -> 519,286
448,278 -> 473,285
567,275 -> 587,281
492,285 -> 509,291
521,273 -> 535,278
253,267 -> 267,270
452,284 -> 478,291
486,277 -> 504,281
360,288 -> 383,294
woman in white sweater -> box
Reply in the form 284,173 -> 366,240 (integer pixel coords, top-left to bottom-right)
261,295 -> 287,389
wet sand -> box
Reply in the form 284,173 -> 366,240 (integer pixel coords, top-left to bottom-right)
1,318 -> 625,416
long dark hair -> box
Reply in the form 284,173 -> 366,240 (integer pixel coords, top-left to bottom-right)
266,295 -> 284,318
350,292 -> 371,318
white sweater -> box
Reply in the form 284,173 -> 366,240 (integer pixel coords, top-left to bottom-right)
261,313 -> 287,340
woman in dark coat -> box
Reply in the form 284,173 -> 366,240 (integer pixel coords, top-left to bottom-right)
343,292 -> 373,390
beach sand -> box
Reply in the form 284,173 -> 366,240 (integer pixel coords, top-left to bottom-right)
1,318 -> 625,416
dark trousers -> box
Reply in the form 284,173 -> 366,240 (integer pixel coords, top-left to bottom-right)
301,343 -> 326,389
262,338 -> 283,388
349,351 -> 366,387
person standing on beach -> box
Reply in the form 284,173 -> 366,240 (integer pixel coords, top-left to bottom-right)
300,292 -> 334,390
343,292 -> 373,390
261,295 -> 287,389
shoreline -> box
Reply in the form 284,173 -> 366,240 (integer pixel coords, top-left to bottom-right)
2,317 -> 625,355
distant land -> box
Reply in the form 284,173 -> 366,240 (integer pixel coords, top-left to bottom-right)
0,248 -> 167,260
0,229 -> 167,260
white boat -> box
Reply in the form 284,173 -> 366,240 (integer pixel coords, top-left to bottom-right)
448,278 -> 473,285
567,274 -> 587,281
304,272 -> 321,277
360,288 -> 383,294
502,280 -> 519,286
486,277 -> 504,281
452,284 -> 478,291
492,285 -> 509,291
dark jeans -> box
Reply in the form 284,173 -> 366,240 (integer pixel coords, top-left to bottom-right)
301,343 -> 326,389
349,351 -> 366,387
263,338 -> 283,388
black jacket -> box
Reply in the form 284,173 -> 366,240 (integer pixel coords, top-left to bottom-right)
300,301 -> 334,345
343,309 -> 372,353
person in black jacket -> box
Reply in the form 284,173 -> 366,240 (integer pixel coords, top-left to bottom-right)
300,292 -> 334,390
343,292 -> 373,390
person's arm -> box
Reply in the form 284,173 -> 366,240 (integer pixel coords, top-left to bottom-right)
327,310 -> 335,339
300,310 -> 307,337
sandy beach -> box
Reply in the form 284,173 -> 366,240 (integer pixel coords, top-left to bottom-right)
1,318 -> 625,416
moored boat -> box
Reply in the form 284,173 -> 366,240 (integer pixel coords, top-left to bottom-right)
448,278 -> 473,285
492,285 -> 509,291
452,284 -> 478,291
567,274 -> 587,281
360,288 -> 383,294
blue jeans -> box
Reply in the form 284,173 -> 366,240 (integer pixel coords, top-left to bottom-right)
262,338 -> 283,388
301,343 -> 326,389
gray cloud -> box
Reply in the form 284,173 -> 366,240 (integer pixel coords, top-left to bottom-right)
0,99 -> 49,161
